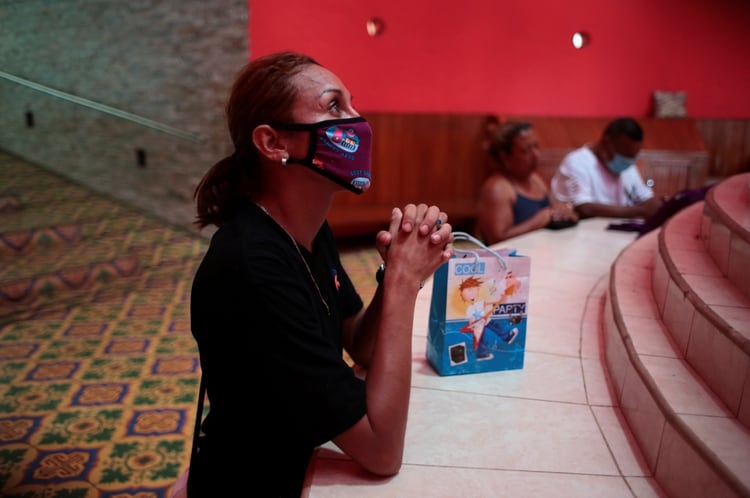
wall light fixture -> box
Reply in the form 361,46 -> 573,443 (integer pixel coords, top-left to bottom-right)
366,17 -> 385,37
572,31 -> 590,49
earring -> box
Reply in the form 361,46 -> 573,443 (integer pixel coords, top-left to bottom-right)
281,156 -> 288,166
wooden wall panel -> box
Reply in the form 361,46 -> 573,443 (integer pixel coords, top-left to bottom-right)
510,116 -> 707,151
328,113 -> 487,237
696,119 -> 750,178
637,151 -> 709,198
328,114 -> 744,238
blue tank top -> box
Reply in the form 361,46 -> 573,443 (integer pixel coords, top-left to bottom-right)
513,192 -> 550,224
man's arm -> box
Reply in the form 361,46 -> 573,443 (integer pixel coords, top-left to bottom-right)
576,196 -> 663,219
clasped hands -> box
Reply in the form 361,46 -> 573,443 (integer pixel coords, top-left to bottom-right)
375,204 -> 455,287
549,199 -> 579,222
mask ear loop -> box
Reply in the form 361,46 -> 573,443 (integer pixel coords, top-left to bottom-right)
270,123 -> 317,167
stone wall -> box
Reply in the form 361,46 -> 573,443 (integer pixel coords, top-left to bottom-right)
0,0 -> 248,233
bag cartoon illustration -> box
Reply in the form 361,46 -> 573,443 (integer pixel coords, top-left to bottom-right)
426,232 -> 531,376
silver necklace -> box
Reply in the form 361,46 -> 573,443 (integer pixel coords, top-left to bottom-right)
255,202 -> 331,316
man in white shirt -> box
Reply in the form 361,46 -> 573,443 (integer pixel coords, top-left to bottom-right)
550,117 -> 664,219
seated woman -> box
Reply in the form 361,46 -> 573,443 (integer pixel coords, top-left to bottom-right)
475,121 -> 578,245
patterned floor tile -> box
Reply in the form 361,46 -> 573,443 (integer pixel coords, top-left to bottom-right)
0,150 -> 381,496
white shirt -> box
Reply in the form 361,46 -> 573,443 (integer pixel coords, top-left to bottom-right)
550,146 -> 653,207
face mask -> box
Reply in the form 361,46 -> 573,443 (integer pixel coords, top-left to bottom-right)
606,153 -> 634,175
272,117 -> 372,194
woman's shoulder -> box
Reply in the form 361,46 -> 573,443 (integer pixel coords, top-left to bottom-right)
480,172 -> 514,193
479,173 -> 515,206
211,209 -> 291,258
529,172 -> 551,192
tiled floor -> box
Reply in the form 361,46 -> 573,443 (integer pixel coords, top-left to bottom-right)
304,219 -> 669,497
0,153 -> 208,497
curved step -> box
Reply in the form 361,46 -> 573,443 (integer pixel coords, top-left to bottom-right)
654,201 -> 750,428
604,228 -> 750,498
701,172 -> 750,300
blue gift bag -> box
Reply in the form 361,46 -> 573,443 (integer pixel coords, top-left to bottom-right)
426,233 -> 530,376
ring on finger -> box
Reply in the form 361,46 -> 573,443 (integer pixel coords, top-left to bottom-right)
437,212 -> 447,227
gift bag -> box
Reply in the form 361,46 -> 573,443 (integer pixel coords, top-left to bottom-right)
426,232 -> 531,376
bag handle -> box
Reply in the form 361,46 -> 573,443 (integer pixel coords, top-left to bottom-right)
451,231 -> 508,270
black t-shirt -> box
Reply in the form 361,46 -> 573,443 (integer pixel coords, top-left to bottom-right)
189,203 -> 366,497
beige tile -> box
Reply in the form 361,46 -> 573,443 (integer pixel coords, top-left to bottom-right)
668,247 -> 723,277
683,273 -> 746,306
529,286 -> 590,322
699,210 -> 712,245
709,304 -> 750,339
615,265 -> 654,314
617,287 -> 661,320
524,313 -> 582,357
615,241 -> 654,269
663,218 -> 702,250
307,458 -> 637,498
614,275 -> 661,319
651,254 -> 670,315
582,357 -> 615,406
591,405 -> 651,476
739,370 -> 750,428
655,422 -> 740,498
528,237 -> 632,275
620,315 -> 678,357
686,312 -> 750,415
413,350 -> 587,405
639,355 -> 730,417
664,202 -> 702,234
728,233 -> 750,299
613,264 -> 652,298
603,297 -> 630,402
625,476 -> 669,498
666,229 -> 706,254
707,219 -> 731,274
661,279 -> 695,352
403,389 -> 620,475
579,284 -> 606,360
530,269 -> 604,296
711,173 -> 750,227
619,362 -> 666,472
680,413 -> 750,491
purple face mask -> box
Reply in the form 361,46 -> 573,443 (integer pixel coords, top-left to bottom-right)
273,117 -> 372,194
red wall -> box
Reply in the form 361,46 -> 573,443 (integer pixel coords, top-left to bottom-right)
249,0 -> 750,118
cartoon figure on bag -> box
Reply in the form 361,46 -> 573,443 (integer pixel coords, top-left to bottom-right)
458,270 -> 522,361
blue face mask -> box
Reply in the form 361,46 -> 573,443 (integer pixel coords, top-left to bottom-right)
606,153 -> 634,175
